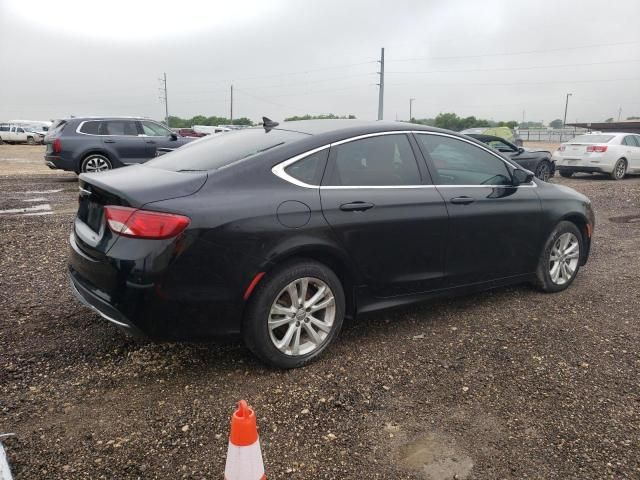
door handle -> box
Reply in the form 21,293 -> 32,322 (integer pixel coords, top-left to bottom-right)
104,139 -> 116,143
145,140 -> 156,144
339,201 -> 375,212
450,196 -> 475,205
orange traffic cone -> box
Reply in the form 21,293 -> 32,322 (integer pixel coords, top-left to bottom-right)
224,400 -> 266,480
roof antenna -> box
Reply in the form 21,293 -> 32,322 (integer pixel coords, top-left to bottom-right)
261,116 -> 279,132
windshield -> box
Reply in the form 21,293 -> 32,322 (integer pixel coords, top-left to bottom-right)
570,135 -> 614,143
145,128 -> 307,172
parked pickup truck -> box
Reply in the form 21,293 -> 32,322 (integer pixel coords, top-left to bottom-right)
0,124 -> 44,145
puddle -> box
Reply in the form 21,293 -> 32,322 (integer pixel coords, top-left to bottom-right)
399,432 -> 473,480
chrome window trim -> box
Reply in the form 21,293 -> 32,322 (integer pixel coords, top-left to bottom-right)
271,130 -> 537,189
76,119 -> 141,137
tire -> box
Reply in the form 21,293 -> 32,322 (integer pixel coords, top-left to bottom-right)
610,158 -> 627,180
81,153 -> 112,173
534,161 -> 552,182
243,259 -> 345,369
27,136 -> 35,145
532,221 -> 583,293
0,137 -> 3,145
559,170 -> 573,178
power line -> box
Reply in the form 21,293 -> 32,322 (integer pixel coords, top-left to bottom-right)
387,40 -> 640,62
386,58 -> 640,75
386,77 -> 640,88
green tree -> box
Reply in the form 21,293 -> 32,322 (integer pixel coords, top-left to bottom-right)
605,117 -> 614,123
549,119 -> 563,129
627,116 -> 640,120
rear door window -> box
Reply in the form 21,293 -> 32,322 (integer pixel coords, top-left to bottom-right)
623,135 -> 639,147
324,134 -> 422,186
103,120 -> 138,136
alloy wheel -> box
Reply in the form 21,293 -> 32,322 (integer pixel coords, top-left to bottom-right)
537,163 -> 551,182
549,232 -> 580,285
268,277 -> 336,356
83,156 -> 111,172
614,160 -> 626,180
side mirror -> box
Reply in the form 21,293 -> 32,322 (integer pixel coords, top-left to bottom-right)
512,168 -> 534,185
517,147 -> 525,154
170,132 -> 178,140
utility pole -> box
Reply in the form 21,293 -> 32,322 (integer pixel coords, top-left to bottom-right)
563,93 -> 572,128
522,109 -> 526,125
159,72 -> 169,126
377,48 -> 385,121
409,98 -> 415,122
618,107 -> 622,122
230,85 -> 234,123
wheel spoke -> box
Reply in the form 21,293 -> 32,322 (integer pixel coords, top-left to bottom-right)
304,285 -> 327,309
271,304 -> 295,316
303,323 -> 323,345
309,295 -> 335,313
287,283 -> 300,308
299,278 -> 309,306
309,315 -> 332,333
276,323 -> 297,350
291,326 -> 302,355
268,316 -> 292,329
550,262 -> 560,282
564,242 -> 578,255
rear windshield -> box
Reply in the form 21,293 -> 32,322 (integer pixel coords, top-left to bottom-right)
49,120 -> 67,136
570,135 -> 614,143
145,128 -> 307,172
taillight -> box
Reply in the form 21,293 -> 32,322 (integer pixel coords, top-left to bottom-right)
104,206 -> 190,240
586,145 -> 607,153
53,138 -> 62,153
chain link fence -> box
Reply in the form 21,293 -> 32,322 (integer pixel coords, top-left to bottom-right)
517,128 -> 588,143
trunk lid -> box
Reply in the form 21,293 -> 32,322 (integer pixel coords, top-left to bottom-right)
74,165 -> 207,255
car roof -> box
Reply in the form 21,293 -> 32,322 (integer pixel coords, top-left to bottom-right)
274,119 -> 449,136
61,116 -> 154,122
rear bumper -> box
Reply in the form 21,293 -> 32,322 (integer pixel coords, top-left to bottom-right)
557,165 -> 608,174
68,230 -> 244,340
45,154 -> 77,171
69,269 -> 144,336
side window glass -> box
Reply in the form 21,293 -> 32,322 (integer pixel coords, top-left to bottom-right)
142,121 -> 171,136
325,134 -> 421,186
284,149 -> 328,185
418,134 -> 512,186
105,121 -> 138,136
80,121 -> 100,135
634,136 -> 640,147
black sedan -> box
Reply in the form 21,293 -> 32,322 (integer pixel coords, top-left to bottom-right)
69,120 -> 593,368
467,133 -> 555,181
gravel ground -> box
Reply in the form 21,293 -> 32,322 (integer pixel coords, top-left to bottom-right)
1,144 -> 639,479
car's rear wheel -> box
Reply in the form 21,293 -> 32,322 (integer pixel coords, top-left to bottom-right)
243,259 -> 345,369
559,170 -> 573,178
81,154 -> 112,173
535,161 -> 552,182
27,136 -> 35,145
533,221 -> 583,293
610,158 -> 627,180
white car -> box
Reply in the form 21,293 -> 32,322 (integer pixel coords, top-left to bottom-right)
553,132 -> 640,180
0,124 -> 44,145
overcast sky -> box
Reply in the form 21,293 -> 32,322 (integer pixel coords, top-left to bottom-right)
1,0 -> 639,125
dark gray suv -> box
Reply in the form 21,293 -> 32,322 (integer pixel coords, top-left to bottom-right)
44,117 -> 194,173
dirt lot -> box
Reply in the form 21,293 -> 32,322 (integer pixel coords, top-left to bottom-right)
1,144 -> 639,479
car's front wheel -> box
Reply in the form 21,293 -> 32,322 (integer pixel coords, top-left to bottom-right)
535,161 -> 552,182
81,154 -> 112,173
243,259 -> 345,369
27,136 -> 35,145
533,221 -> 583,293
